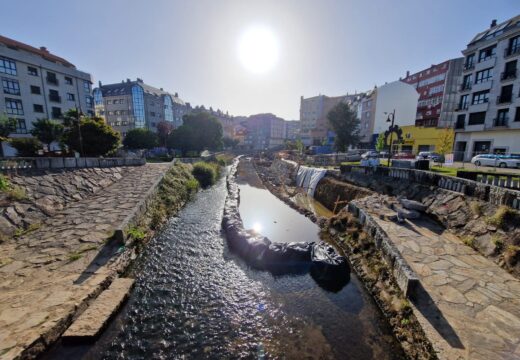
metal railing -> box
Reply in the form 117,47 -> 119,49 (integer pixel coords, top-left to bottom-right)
501,70 -> 517,81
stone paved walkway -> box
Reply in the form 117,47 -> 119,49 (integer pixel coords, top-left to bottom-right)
0,163 -> 171,359
356,195 -> 520,360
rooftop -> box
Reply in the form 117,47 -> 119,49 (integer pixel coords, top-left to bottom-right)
468,15 -> 520,46
0,34 -> 76,68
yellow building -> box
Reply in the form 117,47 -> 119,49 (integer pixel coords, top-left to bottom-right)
392,125 -> 454,154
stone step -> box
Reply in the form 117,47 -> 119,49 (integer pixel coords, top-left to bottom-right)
62,278 -> 135,341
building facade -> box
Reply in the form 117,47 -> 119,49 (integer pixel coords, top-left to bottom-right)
93,79 -> 188,136
402,58 -> 463,128
284,120 -> 300,140
454,16 -> 520,161
243,113 -> 285,150
0,35 -> 93,156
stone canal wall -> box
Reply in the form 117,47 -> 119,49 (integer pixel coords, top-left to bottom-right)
0,163 -> 175,360
0,167 -> 132,240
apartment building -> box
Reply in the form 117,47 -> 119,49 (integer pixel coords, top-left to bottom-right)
402,58 -> 463,128
243,113 -> 285,150
93,79 -> 188,136
284,120 -> 300,140
0,35 -> 93,156
357,81 -> 419,149
454,16 -> 520,161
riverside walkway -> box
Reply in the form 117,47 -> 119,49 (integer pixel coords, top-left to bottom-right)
0,163 -> 171,359
355,195 -> 520,360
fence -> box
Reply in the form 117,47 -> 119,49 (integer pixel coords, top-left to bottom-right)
0,157 -> 146,172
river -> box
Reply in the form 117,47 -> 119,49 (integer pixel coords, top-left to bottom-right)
44,162 -> 403,359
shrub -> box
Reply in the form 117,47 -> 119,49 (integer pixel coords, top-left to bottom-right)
7,186 -> 27,201
62,118 -> 121,157
127,226 -> 146,241
9,137 -> 42,157
0,174 -> 10,192
486,205 -> 511,228
123,128 -> 158,150
504,245 -> 520,267
185,178 -> 199,192
192,162 -> 219,187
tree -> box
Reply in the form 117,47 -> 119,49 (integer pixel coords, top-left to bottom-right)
62,117 -> 121,157
167,112 -> 223,155
436,127 -> 454,164
156,121 -> 173,147
375,133 -> 386,152
223,136 -> 239,149
123,128 -> 158,150
9,138 -> 41,157
0,114 -> 17,157
327,103 -> 360,152
30,119 -> 64,149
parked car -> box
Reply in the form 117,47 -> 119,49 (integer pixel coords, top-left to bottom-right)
471,154 -> 520,168
393,152 -> 415,159
416,151 -> 442,162
344,151 -> 362,162
361,150 -> 379,159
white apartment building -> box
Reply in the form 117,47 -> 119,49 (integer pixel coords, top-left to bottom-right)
454,16 -> 520,161
0,35 -> 93,156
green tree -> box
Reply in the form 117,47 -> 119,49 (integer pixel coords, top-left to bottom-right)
123,128 -> 158,150
30,119 -> 64,149
375,133 -> 386,152
0,114 -> 17,157
9,138 -> 42,157
156,121 -> 173,147
327,103 -> 360,152
62,117 -> 121,157
436,127 -> 454,165
167,112 -> 223,155
223,136 -> 239,149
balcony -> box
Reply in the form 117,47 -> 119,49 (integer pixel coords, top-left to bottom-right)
501,70 -> 517,81
496,95 -> 513,104
455,103 -> 469,111
455,119 -> 465,129
504,46 -> 520,58
460,82 -> 472,91
46,77 -> 59,86
49,94 -> 61,103
463,63 -> 475,72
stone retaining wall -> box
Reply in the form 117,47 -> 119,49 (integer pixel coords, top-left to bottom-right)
1,157 -> 145,172
340,165 -> 520,209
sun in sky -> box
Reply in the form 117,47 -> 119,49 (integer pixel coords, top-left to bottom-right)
238,25 -> 279,74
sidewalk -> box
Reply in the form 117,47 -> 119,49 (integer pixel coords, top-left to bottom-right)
0,163 -> 171,359
355,195 -> 520,360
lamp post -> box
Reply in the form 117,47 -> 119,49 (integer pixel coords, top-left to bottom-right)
385,109 -> 396,167
75,107 -> 85,157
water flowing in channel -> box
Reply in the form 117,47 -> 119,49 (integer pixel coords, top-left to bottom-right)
44,165 -> 403,359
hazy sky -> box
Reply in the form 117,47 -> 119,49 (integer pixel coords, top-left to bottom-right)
3,0 -> 520,119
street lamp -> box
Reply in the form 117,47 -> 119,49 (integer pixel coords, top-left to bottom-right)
385,109 -> 396,167
75,107 -> 85,157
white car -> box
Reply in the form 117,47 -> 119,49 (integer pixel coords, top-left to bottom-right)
471,154 -> 520,168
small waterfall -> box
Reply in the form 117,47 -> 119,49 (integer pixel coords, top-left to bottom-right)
296,166 -> 327,197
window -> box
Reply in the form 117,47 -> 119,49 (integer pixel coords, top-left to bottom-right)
33,104 -> 44,113
0,56 -> 17,75
515,107 -> 520,122
455,114 -> 466,129
150,111 -> 156,117
507,36 -> 520,56
499,84 -> 513,103
27,66 -> 38,76
46,71 -> 58,85
65,76 -> 73,85
465,54 -> 475,69
106,100 -> 112,105
472,90 -> 489,105
478,45 -> 496,62
51,107 -> 62,118
5,98 -> 23,115
475,68 -> 492,83
83,80 -> 90,94
49,89 -> 61,103
67,93 -> 75,101
86,96 -> 93,108
30,85 -> 41,94
429,84 -> 444,95
14,119 -> 27,134
495,108 -> 509,126
468,112 -> 486,125
108,111 -> 114,115
459,94 -> 469,110
2,78 -> 20,95
462,74 -> 472,90
132,85 -> 145,128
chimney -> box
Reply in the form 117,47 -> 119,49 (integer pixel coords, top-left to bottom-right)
39,46 -> 48,53
491,19 -> 497,28
175,92 -> 178,97
137,78 -> 143,83
98,80 -> 102,87
406,70 -> 410,77
126,78 -> 130,83
160,87 -> 163,91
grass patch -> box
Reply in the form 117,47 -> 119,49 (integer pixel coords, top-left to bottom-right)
0,174 -> 10,192
469,201 -> 482,217
486,205 -> 512,228
127,226 -> 146,241
462,235 -> 476,249
68,252 -> 82,262
13,222 -> 41,238
505,245 -> 520,267
429,166 -> 457,176
492,235 -> 504,252
340,161 -> 361,166
6,185 -> 28,201
185,178 -> 199,192
192,161 -> 220,188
